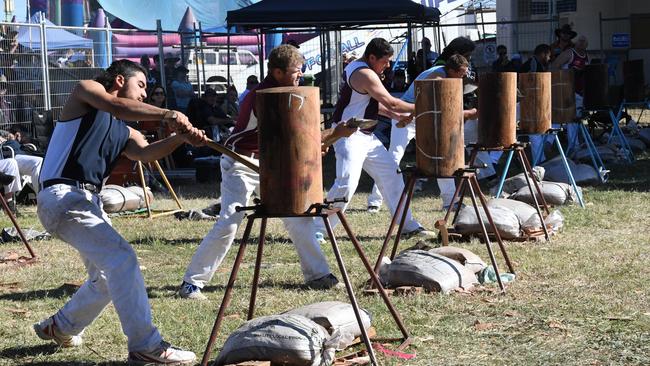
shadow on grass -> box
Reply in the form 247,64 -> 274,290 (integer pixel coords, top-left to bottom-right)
593,157 -> 650,192
0,344 -> 60,360
0,283 -> 79,301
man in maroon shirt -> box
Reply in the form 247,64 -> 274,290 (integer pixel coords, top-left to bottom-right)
179,45 -> 355,299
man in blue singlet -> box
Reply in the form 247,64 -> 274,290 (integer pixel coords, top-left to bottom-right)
32,59 -> 206,365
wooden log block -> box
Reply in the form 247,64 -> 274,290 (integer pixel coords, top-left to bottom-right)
583,63 -> 609,110
519,72 -> 552,134
256,86 -> 323,215
478,72 -> 517,148
623,59 -> 646,102
551,69 -> 576,123
414,78 -> 464,177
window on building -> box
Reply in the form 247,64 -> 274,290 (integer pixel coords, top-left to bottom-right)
556,0 -> 577,13
531,1 -> 550,15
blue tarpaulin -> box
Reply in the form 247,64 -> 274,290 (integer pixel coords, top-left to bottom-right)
17,13 -> 93,50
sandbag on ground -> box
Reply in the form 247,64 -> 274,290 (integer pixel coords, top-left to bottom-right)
490,166 -> 545,197
572,144 -> 626,164
214,314 -> 335,366
487,198 -> 541,231
380,250 -> 478,293
638,128 -> 650,146
99,184 -> 151,213
429,246 -> 487,274
621,136 -> 647,154
454,205 -> 521,239
510,181 -> 580,206
541,156 -> 601,186
284,301 -> 371,345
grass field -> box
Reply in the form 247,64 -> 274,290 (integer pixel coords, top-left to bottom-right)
1,152 -> 650,366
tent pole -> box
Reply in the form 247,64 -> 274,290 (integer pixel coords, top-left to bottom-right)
193,21 -> 202,96
258,29 -> 264,78
227,25 -> 231,88
199,21 -> 207,90
156,19 -> 167,94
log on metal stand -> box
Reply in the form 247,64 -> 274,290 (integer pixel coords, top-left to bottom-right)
478,72 -> 517,148
256,86 -> 323,215
519,72 -> 552,134
623,59 -> 645,103
583,64 -> 609,110
551,69 -> 576,123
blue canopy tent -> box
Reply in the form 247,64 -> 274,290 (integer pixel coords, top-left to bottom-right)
17,13 -> 93,50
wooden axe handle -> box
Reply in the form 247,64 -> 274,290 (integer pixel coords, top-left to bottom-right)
204,139 -> 260,173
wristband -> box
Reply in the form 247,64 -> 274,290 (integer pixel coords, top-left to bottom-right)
163,109 -> 177,120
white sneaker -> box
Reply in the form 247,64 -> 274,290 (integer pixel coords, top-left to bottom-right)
128,340 -> 196,365
33,316 -> 83,348
315,232 -> 327,245
401,227 -> 436,240
178,281 -> 208,301
367,205 -> 380,214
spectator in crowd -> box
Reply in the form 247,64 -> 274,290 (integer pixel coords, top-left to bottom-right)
492,44 -> 510,72
520,44 -> 552,73
186,87 -> 234,142
238,74 -> 259,104
0,157 -> 22,205
415,37 -> 438,75
390,69 -> 407,92
0,30 -> 19,73
147,84 -> 167,109
509,53 -> 522,72
0,74 -> 13,125
223,85 -> 239,119
170,66 -> 194,113
550,24 -> 576,62
163,53 -> 180,86
139,55 -> 157,87
0,127 -> 42,193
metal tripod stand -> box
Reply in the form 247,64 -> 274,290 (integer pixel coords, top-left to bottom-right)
200,201 -> 411,366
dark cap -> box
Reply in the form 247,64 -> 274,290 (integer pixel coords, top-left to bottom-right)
555,24 -> 577,39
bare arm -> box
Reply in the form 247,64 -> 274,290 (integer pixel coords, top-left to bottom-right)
550,49 -> 572,70
60,80 -> 193,133
122,127 -> 206,163
350,68 -> 414,114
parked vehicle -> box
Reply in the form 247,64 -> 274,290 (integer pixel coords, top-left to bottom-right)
187,48 -> 259,93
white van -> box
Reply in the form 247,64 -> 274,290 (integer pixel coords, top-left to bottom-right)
187,48 -> 260,94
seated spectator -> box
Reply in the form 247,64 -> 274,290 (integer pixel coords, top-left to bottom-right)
170,66 -> 194,113
238,75 -> 259,104
0,157 -> 22,204
0,74 -> 13,125
0,128 -> 43,193
390,69 -> 407,92
416,37 -> 438,75
520,44 -> 552,73
222,85 -> 239,119
492,44 -> 510,72
186,88 -> 234,142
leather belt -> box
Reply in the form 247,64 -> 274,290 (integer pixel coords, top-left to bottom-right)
233,147 -> 259,159
42,178 -> 100,193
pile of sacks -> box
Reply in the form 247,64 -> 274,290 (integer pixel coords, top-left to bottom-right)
377,246 -> 490,293
99,184 -> 153,213
214,301 -> 372,366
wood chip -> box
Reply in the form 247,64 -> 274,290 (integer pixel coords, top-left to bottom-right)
6,307 -> 28,315
504,310 -> 520,317
548,320 -> 566,330
474,320 -> 495,331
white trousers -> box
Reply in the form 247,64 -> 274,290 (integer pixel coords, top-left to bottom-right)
37,184 -> 162,353
0,158 -> 22,195
320,129 -> 421,233
184,156 -> 331,287
15,154 -> 42,192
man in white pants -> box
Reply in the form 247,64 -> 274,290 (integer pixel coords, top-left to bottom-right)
33,59 -> 206,365
316,38 -> 434,239
1,129 -> 42,193
179,45 -> 357,300
367,54 -> 477,212
0,157 -> 22,198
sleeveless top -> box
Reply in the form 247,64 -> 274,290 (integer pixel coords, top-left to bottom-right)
566,48 -> 589,95
332,60 -> 379,133
402,65 -> 446,103
40,108 -> 131,188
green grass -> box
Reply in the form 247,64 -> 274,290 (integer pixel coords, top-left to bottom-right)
1,154 -> 650,366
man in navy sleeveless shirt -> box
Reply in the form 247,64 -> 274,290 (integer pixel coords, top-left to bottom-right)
33,60 -> 206,365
